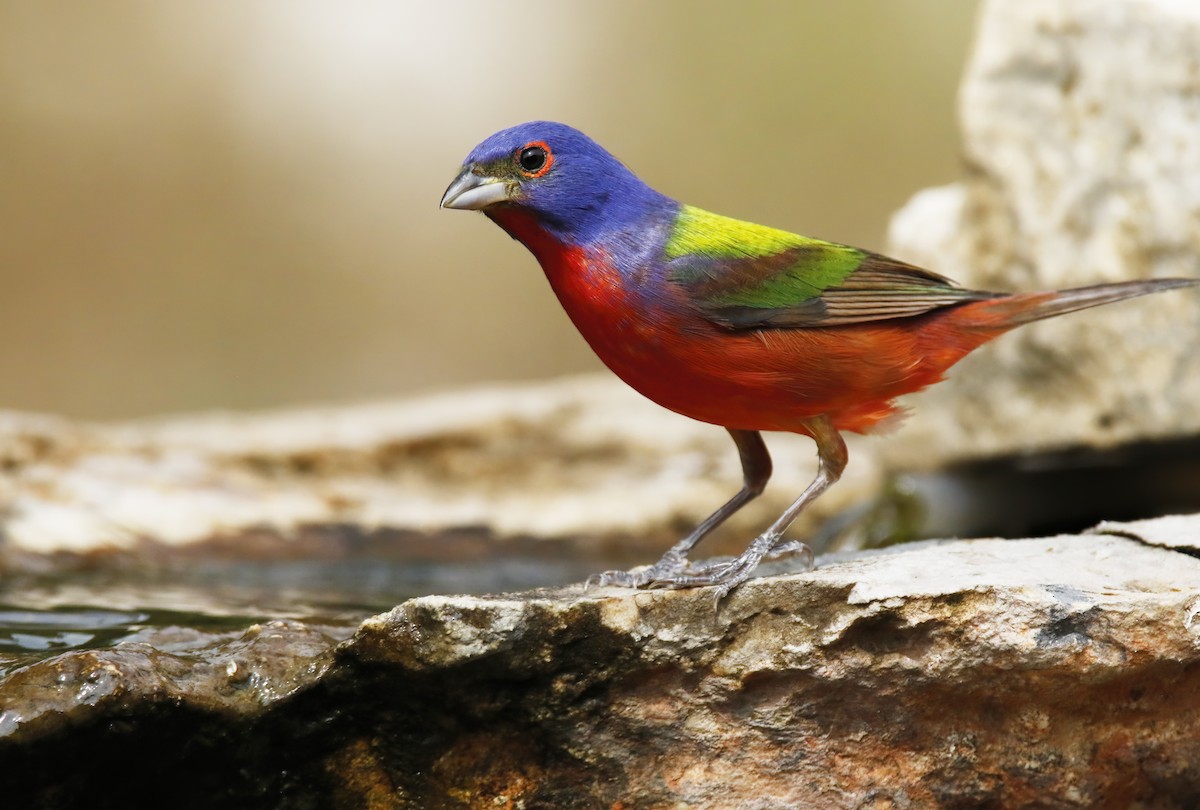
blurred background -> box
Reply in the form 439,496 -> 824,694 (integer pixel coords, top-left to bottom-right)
1,1 -> 980,420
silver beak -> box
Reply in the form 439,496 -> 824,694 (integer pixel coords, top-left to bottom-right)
440,167 -> 511,210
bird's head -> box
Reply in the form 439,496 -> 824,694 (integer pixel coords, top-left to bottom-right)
440,121 -> 672,245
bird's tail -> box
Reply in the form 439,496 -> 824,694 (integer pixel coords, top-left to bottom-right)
966,278 -> 1198,329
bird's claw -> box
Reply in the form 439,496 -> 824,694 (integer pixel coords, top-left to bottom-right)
585,550 -> 695,591
614,557 -> 755,608
764,539 -> 815,569
585,569 -> 649,589
586,537 -> 812,606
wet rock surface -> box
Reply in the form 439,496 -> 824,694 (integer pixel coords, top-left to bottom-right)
4,520 -> 1200,808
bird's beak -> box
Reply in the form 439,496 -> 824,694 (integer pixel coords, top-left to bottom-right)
440,166 -> 511,210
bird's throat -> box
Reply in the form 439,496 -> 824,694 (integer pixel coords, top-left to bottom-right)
484,207 -> 573,268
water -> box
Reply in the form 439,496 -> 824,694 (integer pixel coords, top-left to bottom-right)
0,547 -> 613,678
0,605 -> 206,677
0,607 -> 143,667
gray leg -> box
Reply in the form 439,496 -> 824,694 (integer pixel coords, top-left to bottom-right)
587,428 -> 772,588
647,414 -> 847,603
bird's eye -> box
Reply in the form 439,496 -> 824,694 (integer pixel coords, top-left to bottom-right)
517,142 -> 552,177
519,146 -> 545,172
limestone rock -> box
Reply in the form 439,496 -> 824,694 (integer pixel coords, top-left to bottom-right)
885,0 -> 1200,466
3,521 -> 1200,807
1092,512 -> 1200,554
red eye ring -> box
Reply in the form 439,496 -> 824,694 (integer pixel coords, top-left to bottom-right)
516,141 -> 553,178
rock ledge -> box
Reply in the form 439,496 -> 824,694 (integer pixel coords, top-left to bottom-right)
3,516 -> 1200,808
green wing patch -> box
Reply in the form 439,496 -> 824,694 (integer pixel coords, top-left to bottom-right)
666,206 -> 997,329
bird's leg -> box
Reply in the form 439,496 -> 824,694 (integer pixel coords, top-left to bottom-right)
587,429 -> 772,588
649,414 -> 847,602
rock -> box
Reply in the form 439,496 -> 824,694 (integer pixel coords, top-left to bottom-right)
3,521 -> 1200,807
0,376 -> 881,560
1092,512 -> 1200,554
885,0 -> 1200,466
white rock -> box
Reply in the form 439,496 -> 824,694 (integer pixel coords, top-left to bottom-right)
885,0 -> 1200,465
0,376 -> 880,555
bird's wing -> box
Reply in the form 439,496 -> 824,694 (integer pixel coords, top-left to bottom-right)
665,206 -> 998,329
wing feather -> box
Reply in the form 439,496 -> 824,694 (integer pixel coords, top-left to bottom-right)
665,208 -> 997,330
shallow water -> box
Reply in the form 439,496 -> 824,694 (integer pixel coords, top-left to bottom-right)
0,606 -> 146,672
0,604 -> 258,677
0,550 -> 607,677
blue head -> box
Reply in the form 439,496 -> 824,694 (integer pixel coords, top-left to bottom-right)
440,121 -> 675,246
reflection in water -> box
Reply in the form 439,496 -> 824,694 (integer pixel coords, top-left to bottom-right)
0,607 -> 150,675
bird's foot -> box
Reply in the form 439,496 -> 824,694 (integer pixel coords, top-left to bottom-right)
678,538 -> 813,578
585,550 -> 691,589
586,537 -> 812,606
765,539 -> 815,567
648,535 -> 812,607
628,554 -> 761,608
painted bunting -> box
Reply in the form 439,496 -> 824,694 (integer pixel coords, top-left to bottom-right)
441,121 -> 1197,600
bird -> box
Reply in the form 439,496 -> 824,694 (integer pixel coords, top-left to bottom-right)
440,120 -> 1197,602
